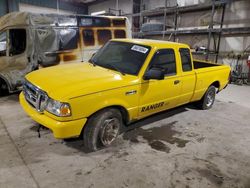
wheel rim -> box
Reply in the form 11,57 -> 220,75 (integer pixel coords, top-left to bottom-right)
206,90 -> 215,107
100,118 -> 120,146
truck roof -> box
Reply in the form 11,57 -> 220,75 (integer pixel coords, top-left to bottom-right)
111,38 -> 190,49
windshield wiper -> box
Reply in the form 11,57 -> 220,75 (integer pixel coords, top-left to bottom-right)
104,64 -> 126,76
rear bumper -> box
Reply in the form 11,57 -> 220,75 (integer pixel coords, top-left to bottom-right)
19,92 -> 87,139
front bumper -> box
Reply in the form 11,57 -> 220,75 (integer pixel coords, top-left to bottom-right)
19,92 -> 87,139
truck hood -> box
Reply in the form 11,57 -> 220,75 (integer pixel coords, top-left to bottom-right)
25,63 -> 139,100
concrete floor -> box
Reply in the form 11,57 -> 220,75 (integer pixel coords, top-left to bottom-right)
0,84 -> 250,188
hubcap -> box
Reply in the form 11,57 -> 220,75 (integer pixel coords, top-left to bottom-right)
100,118 -> 120,146
206,90 -> 215,107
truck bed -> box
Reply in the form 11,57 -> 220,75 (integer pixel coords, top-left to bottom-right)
193,60 -> 220,69
191,59 -> 230,103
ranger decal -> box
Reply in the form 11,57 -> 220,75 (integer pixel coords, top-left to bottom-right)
141,102 -> 165,112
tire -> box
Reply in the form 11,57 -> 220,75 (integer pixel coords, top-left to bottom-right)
83,108 -> 122,152
197,85 -> 216,110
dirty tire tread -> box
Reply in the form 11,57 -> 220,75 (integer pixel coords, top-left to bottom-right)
83,108 -> 122,152
83,115 -> 98,152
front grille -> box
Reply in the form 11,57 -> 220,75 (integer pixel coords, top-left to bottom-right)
23,81 -> 48,112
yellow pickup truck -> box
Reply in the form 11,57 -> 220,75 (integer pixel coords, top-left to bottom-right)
19,39 -> 230,151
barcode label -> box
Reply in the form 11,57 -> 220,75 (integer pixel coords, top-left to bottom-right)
131,45 -> 148,54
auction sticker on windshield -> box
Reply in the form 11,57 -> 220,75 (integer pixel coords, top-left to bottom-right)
131,45 -> 149,54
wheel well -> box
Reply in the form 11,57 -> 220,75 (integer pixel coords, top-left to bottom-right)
210,81 -> 220,89
102,105 -> 129,125
199,81 -> 220,100
113,105 -> 130,125
89,105 -> 129,125
80,105 -> 129,137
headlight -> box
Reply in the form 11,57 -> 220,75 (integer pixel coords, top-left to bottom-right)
46,99 -> 71,117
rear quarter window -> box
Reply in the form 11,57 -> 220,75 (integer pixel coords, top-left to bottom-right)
179,48 -> 192,72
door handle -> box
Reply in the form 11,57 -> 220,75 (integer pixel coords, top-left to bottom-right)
174,80 -> 180,85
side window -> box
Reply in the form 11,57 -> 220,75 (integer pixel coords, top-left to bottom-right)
59,28 -> 78,51
82,29 -> 94,46
150,49 -> 176,76
9,29 -> 26,56
179,48 -> 192,72
0,31 -> 7,56
114,30 -> 126,38
97,29 -> 111,45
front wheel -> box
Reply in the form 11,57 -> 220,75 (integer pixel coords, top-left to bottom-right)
197,85 -> 216,110
83,108 -> 122,152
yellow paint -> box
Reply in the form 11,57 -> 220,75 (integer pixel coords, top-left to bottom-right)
20,39 -> 231,139
19,93 -> 86,139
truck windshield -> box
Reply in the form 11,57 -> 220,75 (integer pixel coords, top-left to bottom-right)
90,41 -> 151,76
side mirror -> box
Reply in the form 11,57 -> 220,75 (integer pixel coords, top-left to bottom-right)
143,67 -> 165,80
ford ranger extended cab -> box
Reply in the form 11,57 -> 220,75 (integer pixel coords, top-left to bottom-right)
19,39 -> 230,151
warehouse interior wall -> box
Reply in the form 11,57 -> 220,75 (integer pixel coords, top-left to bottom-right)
0,0 -> 248,72
88,0 -> 133,16
88,0 -> 133,24
88,0 -> 250,73
19,3 -> 74,14
0,0 -> 19,16
0,1 -> 8,17
0,0 -> 88,16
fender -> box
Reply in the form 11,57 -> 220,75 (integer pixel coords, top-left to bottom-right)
69,88 -> 139,122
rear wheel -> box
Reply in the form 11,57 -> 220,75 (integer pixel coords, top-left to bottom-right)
83,108 -> 122,152
197,85 -> 216,110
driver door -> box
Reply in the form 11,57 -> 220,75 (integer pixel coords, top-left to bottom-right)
138,48 -> 182,118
